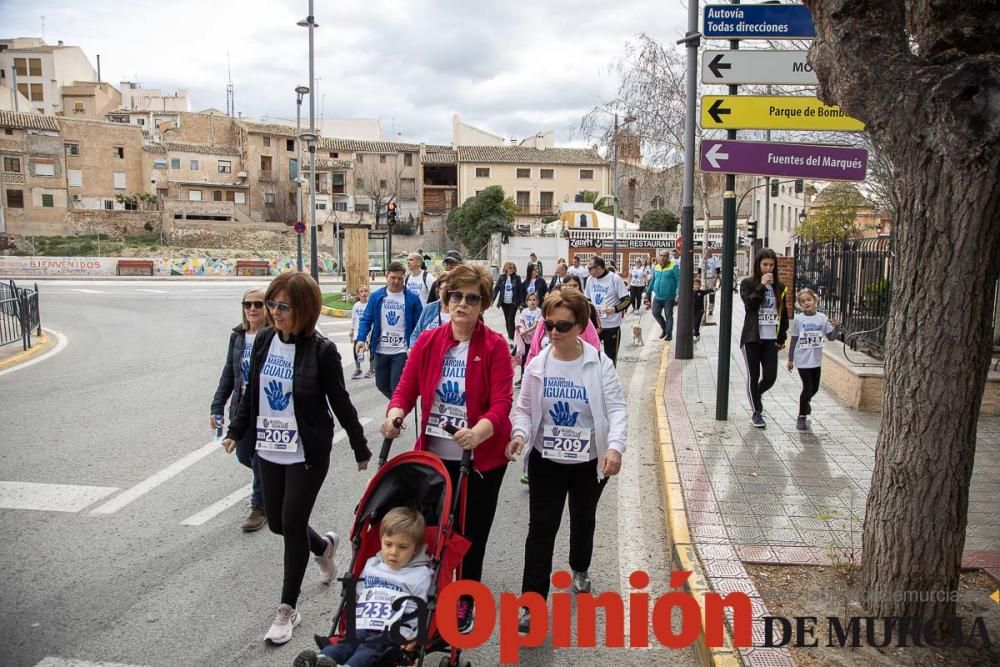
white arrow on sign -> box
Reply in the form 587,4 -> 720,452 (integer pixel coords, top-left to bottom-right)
704,143 -> 729,169
701,50 -> 818,86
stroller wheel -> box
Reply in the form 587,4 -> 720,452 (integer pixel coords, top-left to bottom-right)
437,658 -> 451,667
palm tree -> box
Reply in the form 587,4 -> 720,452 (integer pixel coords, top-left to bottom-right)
580,190 -> 615,214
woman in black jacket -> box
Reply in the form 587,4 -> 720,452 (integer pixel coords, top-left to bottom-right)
492,261 -> 523,341
520,262 -> 548,310
222,272 -> 370,646
210,288 -> 269,532
739,248 -> 789,429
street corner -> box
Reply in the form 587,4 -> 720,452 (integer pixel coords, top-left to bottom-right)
320,305 -> 351,318
0,329 -> 57,372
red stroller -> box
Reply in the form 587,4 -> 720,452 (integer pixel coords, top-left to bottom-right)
313,422 -> 476,667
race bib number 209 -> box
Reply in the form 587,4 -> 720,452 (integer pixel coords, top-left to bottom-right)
542,425 -> 592,462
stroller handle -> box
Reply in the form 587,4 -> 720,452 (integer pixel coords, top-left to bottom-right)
377,417 -> 405,468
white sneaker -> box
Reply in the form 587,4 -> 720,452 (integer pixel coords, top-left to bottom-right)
264,603 -> 301,644
314,531 -> 339,585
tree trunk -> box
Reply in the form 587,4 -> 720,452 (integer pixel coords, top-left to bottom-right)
804,0 -> 1000,621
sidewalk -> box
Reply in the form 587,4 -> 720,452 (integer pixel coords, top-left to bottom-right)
661,300 -> 1000,664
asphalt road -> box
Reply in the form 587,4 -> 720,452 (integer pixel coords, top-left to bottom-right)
1,279 -> 697,667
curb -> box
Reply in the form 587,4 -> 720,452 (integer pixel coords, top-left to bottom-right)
320,305 -> 351,318
0,330 -> 53,371
654,343 -> 742,667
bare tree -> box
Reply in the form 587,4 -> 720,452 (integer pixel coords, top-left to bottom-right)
805,0 -> 1000,624
356,156 -> 404,227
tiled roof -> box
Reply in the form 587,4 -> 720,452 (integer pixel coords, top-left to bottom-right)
237,120 -> 298,137
0,111 -> 60,132
422,149 -> 457,165
315,159 -> 353,170
457,145 -> 606,166
142,144 -> 167,154
321,138 -> 420,153
165,142 -> 241,156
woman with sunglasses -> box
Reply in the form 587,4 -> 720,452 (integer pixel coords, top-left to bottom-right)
382,263 -> 514,633
210,288 -> 269,532
222,272 -> 370,646
505,289 -> 627,632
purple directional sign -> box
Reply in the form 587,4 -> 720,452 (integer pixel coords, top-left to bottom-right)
699,139 -> 868,181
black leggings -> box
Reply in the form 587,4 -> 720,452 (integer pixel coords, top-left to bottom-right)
628,286 -> 645,313
599,326 -> 621,366
258,457 -> 330,608
442,459 -> 507,584
500,303 -> 518,340
742,340 -> 778,414
797,367 -> 822,416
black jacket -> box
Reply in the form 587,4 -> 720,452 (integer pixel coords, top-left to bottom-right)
211,324 -> 249,422
226,327 -> 370,467
739,278 -> 789,346
493,274 -> 523,308
520,276 -> 548,307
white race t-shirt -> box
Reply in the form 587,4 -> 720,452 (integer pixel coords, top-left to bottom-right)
405,271 -> 434,307
703,256 -> 721,288
629,267 -> 646,287
526,280 -> 536,296
426,341 -> 470,460
378,291 -> 407,355
256,336 -> 304,465
351,301 -> 366,336
585,270 -> 630,329
241,332 -> 256,389
519,307 -> 541,342
536,356 -> 597,463
790,312 -> 835,369
502,278 -> 514,304
758,285 -> 778,340
569,265 -> 589,283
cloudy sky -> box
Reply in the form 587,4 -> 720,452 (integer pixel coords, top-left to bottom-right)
2,0 -> 690,145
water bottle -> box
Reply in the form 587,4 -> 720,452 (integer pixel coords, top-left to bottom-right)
214,415 -> 224,440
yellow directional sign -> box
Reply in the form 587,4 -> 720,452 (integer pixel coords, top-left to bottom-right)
701,95 -> 865,131
992,589 -> 1000,605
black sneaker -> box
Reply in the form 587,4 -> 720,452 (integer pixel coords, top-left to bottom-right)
658,331 -> 668,340
796,416 -> 808,430
751,413 -> 766,428
293,650 -> 318,667
572,570 -> 592,594
457,597 -> 474,634
664,334 -> 673,341
518,609 -> 531,635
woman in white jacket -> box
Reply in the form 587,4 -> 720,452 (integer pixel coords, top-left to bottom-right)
505,289 -> 627,632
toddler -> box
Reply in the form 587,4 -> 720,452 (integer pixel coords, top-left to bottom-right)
350,287 -> 375,379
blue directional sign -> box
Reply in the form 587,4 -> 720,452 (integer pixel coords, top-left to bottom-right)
703,4 -> 816,39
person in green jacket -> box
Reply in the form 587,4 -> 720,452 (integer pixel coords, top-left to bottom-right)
644,249 -> 681,340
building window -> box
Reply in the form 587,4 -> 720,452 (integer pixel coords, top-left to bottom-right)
356,154 -> 364,163
379,179 -> 387,189
29,58 -> 42,76
286,139 -> 295,151
65,143 -> 79,156
329,152 -> 339,158
213,190 -> 223,201
68,169 -> 82,187
263,136 -> 271,147
113,172 -> 126,189
16,83 -> 29,99
73,102 -> 85,113
6,190 -> 24,208
218,160 -> 232,173
136,118 -> 145,126
124,198 -> 138,210
579,169 -> 595,180
316,202 -> 327,210
34,160 -> 55,177
516,168 -> 531,179
114,146 -> 124,159
103,199 -> 114,210
235,192 -> 246,204
289,159 -> 298,180
404,153 -> 413,167
188,190 -> 202,201
260,155 -> 272,172
331,172 -> 346,194
13,58 -> 27,76
3,157 -> 21,172
224,191 -> 236,202
540,169 -> 554,179
153,159 -> 167,170
475,167 -> 490,178
356,177 -> 365,189
516,191 -> 530,210
29,84 -> 43,101
331,201 -> 346,212
379,155 -> 387,164
288,192 -> 296,208
190,159 -> 199,170
3,129 -> 12,135
42,194 -> 55,207
170,158 -> 180,169
264,192 -> 276,204
540,191 -> 554,212
355,203 -> 370,213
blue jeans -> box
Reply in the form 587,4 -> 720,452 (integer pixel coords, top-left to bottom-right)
234,432 -> 263,507
321,630 -> 396,667
374,352 -> 407,400
651,297 -> 675,337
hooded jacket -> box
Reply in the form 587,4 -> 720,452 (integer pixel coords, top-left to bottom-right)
645,261 -> 680,303
210,323 -> 250,422
739,277 -> 789,346
355,547 -> 434,640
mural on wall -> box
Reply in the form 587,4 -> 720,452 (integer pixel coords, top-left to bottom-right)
157,256 -> 237,276
0,255 -> 339,277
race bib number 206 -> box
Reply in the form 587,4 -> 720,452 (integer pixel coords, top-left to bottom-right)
256,415 -> 299,452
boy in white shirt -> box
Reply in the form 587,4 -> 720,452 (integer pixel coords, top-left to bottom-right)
350,286 -> 375,379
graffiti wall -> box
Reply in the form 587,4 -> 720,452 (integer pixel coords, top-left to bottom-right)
0,255 -> 339,277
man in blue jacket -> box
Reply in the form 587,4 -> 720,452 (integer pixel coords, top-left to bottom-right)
644,249 -> 681,340
356,261 -> 423,399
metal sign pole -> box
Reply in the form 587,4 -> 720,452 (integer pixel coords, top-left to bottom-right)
675,0 -> 700,360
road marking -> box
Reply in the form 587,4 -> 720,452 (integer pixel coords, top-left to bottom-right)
0,328 -> 69,378
134,289 -> 168,294
0,481 -> 119,513
35,658 -> 148,667
619,317 -> 658,647
179,419 -> 372,526
90,440 -> 219,515
69,288 -> 104,294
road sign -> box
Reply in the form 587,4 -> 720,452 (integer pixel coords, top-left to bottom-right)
703,4 -> 815,40
293,221 -> 306,234
702,50 -> 817,86
699,139 -> 868,181
701,95 -> 864,131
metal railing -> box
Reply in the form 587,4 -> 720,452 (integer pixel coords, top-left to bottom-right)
795,237 -> 893,358
0,279 -> 42,351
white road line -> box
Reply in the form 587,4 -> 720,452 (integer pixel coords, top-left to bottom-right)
35,658 -> 148,667
69,288 -> 104,294
179,418 -> 372,526
134,288 -> 168,294
90,440 -> 219,515
0,328 -> 69,378
0,481 -> 119,513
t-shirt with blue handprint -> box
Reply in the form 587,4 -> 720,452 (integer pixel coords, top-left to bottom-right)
241,332 -> 256,389
379,291 -> 407,355
537,356 -> 596,462
426,341 -> 469,461
256,336 -> 304,465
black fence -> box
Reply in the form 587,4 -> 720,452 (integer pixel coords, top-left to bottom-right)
0,280 -> 42,351
794,237 -> 893,358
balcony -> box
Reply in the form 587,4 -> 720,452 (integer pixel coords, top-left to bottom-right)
258,170 -> 274,182
515,204 -> 557,216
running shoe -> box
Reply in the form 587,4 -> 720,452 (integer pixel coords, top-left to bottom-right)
315,531 -> 339,585
751,413 -> 766,428
520,473 -> 529,484
518,609 -> 532,635
364,368 -> 375,379
456,597 -> 475,634
351,369 -> 363,380
796,416 -> 808,431
264,603 -> 301,644
572,570 -> 592,594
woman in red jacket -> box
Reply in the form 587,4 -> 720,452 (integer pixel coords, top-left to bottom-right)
381,262 -> 514,633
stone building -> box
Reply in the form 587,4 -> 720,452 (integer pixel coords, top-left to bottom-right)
57,117 -> 145,213
0,111 -> 66,234
61,81 -> 121,119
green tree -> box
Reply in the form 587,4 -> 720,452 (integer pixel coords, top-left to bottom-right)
797,183 -> 867,242
639,209 -> 678,232
580,190 -> 615,214
446,186 -> 516,255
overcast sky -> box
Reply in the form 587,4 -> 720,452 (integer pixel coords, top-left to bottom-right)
1,0 -> 689,145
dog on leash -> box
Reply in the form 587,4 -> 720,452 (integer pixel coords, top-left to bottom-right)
631,313 -> 645,346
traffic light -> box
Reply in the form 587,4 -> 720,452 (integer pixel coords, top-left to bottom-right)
794,179 -> 804,194
770,179 -> 779,198
387,202 -> 397,226
747,220 -> 758,244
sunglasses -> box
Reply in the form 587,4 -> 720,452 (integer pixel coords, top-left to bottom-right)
266,299 -> 293,313
447,291 -> 482,306
242,300 -> 265,310
543,319 -> 577,333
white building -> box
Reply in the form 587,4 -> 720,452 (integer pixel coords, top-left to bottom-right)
119,81 -> 191,112
748,176 -> 810,256
0,38 -> 98,115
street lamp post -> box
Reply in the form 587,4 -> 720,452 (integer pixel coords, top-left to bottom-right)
294,85 -> 309,272
298,2 -> 320,282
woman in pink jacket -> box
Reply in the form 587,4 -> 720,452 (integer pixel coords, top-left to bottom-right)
381,262 -> 514,634
524,275 -> 601,367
